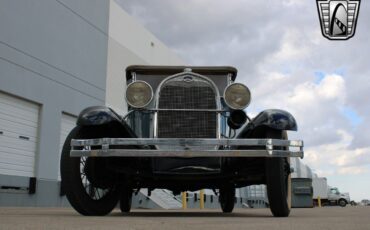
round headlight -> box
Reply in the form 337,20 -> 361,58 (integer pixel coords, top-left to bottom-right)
125,81 -> 153,108
224,83 -> 251,110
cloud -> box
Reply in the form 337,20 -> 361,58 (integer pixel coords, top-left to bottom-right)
338,166 -> 368,175
248,72 -> 349,148
304,129 -> 370,177
115,0 -> 370,152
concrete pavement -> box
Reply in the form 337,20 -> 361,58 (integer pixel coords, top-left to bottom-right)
0,206 -> 369,230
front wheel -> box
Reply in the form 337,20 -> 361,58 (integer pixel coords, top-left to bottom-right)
219,186 -> 235,213
60,127 -> 119,216
120,187 -> 133,213
265,129 -> 291,217
338,199 -> 347,207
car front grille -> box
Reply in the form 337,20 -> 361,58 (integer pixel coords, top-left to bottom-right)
157,75 -> 218,139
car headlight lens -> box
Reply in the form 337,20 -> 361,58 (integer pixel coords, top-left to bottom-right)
224,83 -> 251,110
125,81 -> 153,108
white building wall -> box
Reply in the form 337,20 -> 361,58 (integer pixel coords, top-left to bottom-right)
105,0 -> 184,114
291,157 -> 314,179
0,0 -> 110,206
0,0 -> 184,207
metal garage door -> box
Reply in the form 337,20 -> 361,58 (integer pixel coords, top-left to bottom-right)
0,92 -> 40,177
58,113 -> 77,180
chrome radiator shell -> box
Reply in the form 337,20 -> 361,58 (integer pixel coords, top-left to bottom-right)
153,73 -> 221,149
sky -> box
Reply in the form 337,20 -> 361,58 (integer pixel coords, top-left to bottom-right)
116,0 -> 370,201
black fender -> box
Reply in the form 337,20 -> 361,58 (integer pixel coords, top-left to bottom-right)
223,109 -> 297,178
238,109 -> 297,138
77,106 -> 121,126
76,106 -> 137,138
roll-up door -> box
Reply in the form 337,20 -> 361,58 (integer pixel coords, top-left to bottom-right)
58,113 -> 77,180
0,92 -> 40,177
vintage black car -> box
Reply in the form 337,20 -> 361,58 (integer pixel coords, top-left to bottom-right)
60,65 -> 304,217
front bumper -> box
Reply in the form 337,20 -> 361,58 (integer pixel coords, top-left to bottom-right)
70,138 -> 304,158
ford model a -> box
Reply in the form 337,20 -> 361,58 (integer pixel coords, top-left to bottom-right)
60,65 -> 304,217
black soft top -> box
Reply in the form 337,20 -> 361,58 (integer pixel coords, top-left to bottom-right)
126,65 -> 238,81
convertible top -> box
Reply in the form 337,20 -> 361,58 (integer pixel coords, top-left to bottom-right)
126,65 -> 238,81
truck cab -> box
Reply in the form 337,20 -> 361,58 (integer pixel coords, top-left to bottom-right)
328,187 -> 350,207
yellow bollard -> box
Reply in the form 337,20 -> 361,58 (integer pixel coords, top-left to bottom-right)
182,192 -> 187,209
200,189 -> 205,209
318,196 -> 321,207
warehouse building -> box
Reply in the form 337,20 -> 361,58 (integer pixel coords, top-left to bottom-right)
0,0 -> 183,206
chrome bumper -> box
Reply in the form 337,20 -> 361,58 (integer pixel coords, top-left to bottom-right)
70,138 -> 304,158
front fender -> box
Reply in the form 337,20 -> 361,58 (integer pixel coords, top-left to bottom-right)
77,106 -> 122,126
238,109 -> 297,138
76,106 -> 137,138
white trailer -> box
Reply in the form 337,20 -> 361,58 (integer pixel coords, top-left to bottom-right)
312,177 -> 350,207
312,177 -> 328,199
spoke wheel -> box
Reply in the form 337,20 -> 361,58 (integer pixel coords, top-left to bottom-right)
80,157 -> 112,200
265,129 -> 291,217
219,186 -> 235,213
61,127 -> 119,216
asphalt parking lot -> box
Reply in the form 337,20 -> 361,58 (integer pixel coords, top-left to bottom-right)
0,206 -> 369,230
